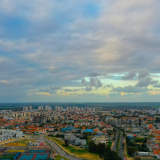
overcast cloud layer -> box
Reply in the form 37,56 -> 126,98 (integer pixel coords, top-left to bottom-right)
0,0 -> 160,102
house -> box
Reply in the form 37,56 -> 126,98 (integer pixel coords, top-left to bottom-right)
83,129 -> 94,134
0,129 -> 23,142
64,133 -> 76,144
94,135 -> 107,145
61,127 -> 75,132
75,138 -> 86,146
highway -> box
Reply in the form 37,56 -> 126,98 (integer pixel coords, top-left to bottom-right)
40,136 -> 85,160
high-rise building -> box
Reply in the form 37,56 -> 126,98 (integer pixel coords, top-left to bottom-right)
73,106 -> 78,111
23,107 -> 28,112
55,106 -> 63,111
45,105 -> 50,110
79,108 -> 83,112
158,108 -> 160,114
67,107 -> 72,111
34,115 -> 46,124
47,106 -> 52,110
84,107 -> 90,112
28,106 -> 32,110
38,106 -> 43,110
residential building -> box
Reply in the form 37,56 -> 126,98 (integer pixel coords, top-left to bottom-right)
38,106 -> 43,110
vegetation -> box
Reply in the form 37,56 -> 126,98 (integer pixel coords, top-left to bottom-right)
155,117 -> 160,122
135,137 -> 147,143
88,141 -> 122,160
6,139 -> 36,147
1,154 -> 16,159
55,155 -> 69,160
47,137 -> 101,160
103,147 -> 122,160
116,132 -> 121,151
64,139 -> 69,147
126,137 -> 149,156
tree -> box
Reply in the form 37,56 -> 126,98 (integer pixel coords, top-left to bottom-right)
122,143 -> 124,149
39,123 -> 44,127
96,143 -> 105,155
156,117 -> 160,122
64,139 -> 69,147
88,141 -> 97,153
143,138 -> 147,143
104,150 -> 122,160
127,146 -> 138,156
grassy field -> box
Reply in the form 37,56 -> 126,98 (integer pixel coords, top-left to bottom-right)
7,150 -> 25,153
1,154 -> 16,159
6,139 -> 36,147
55,155 -> 69,160
47,137 -> 101,160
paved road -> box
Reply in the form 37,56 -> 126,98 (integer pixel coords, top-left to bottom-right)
111,130 -> 118,151
111,126 -> 125,160
40,136 -> 85,160
119,131 -> 125,160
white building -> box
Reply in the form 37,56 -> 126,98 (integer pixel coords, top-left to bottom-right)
38,106 -> 43,110
28,106 -> 32,110
67,107 -> 72,111
55,106 -> 63,111
0,129 -> 23,142
158,108 -> 160,114
79,108 -> 83,112
23,107 -> 28,112
73,106 -> 78,112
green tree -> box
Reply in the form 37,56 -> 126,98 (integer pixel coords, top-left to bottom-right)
64,139 -> 69,147
103,149 -> 122,160
88,141 -> 97,153
96,143 -> 105,155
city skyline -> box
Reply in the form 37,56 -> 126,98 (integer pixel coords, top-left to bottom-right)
0,0 -> 160,102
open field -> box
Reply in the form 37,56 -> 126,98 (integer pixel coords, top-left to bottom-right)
6,139 -> 36,147
47,137 -> 101,160
1,154 -> 16,159
55,155 -> 69,160
7,150 -> 25,153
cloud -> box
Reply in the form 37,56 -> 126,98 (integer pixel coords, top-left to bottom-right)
0,80 -> 10,84
154,84 -> 160,88
148,91 -> 160,95
64,88 -> 80,92
111,85 -> 149,93
85,86 -> 92,92
90,77 -> 102,88
38,86 -> 61,94
0,0 -> 160,102
103,84 -> 113,88
81,77 -> 102,91
135,77 -> 158,87
122,70 -> 136,80
88,70 -> 107,77
138,68 -> 150,79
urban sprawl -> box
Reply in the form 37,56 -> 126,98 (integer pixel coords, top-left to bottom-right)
0,105 -> 160,160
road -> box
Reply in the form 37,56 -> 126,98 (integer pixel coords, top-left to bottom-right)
111,130 -> 118,151
40,136 -> 85,160
119,131 -> 125,160
111,126 -> 125,160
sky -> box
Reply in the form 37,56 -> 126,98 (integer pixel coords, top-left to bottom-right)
0,0 -> 160,102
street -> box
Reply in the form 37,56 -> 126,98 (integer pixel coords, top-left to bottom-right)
111,126 -> 125,160
111,130 -> 118,151
40,136 -> 86,160
119,131 -> 125,160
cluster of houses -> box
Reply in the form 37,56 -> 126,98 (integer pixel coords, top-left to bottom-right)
0,129 -> 23,142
